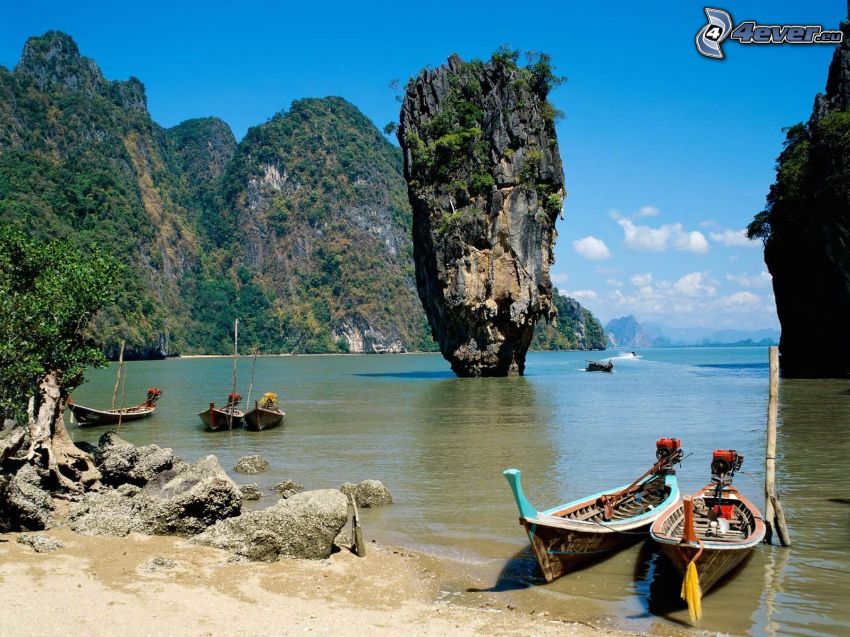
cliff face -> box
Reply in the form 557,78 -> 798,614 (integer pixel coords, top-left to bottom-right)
0,31 -> 213,358
748,21 -> 850,377
218,97 -> 427,353
0,33 -> 435,356
399,52 -> 565,376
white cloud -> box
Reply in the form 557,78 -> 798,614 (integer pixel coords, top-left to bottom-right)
673,230 -> 710,254
673,272 -> 717,297
564,289 -> 598,301
718,291 -> 761,310
726,271 -> 772,288
636,206 -> 660,218
709,229 -> 758,248
572,236 -> 611,260
606,278 -> 623,288
630,272 -> 653,286
617,219 -> 709,254
551,272 -> 569,285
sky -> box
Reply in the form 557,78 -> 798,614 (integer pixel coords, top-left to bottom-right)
2,0 -> 845,330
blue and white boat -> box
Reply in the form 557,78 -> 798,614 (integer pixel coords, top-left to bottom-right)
503,439 -> 683,582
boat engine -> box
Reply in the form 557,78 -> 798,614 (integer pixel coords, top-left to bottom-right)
655,437 -> 682,465
227,392 -> 242,407
710,449 -> 743,485
146,387 -> 163,405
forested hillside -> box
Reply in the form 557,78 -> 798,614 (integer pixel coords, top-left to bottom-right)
0,32 -> 601,356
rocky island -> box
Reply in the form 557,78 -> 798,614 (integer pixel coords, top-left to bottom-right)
748,19 -> 850,377
398,50 -> 566,376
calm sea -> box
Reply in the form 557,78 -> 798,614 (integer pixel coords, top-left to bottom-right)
68,348 -> 850,636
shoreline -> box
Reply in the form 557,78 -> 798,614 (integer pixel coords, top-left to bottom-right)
0,527 -> 640,637
126,344 -> 769,361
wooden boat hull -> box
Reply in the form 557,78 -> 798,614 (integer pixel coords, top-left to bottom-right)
504,469 -> 680,582
520,516 -> 646,581
243,407 -> 285,431
71,403 -> 156,427
650,485 -> 766,594
199,407 -> 244,432
657,541 -> 754,593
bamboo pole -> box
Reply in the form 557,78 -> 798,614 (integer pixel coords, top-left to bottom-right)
111,340 -> 125,409
765,346 -> 791,546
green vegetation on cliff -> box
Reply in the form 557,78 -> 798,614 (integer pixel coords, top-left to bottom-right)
532,290 -> 605,351
0,33 -> 600,357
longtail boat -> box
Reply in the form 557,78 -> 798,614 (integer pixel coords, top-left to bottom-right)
199,393 -> 244,431
586,359 -> 614,372
244,392 -> 285,431
70,388 -> 162,427
503,438 -> 683,582
650,449 -> 765,617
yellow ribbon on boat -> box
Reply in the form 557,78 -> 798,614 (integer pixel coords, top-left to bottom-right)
261,392 -> 278,408
681,557 -> 702,621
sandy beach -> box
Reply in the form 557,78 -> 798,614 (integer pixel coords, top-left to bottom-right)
0,526 -> 637,637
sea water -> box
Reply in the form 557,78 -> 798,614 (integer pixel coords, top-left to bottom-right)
69,348 -> 850,636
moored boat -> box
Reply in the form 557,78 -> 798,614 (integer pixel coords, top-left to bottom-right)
199,393 -> 244,431
586,359 -> 614,372
244,392 -> 285,431
650,448 -> 765,614
503,438 -> 683,582
70,388 -> 162,427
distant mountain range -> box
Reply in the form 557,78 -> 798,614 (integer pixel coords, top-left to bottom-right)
605,315 -> 779,348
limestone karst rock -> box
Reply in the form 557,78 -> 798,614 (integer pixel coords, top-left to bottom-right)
399,52 -> 565,376
749,20 -> 850,378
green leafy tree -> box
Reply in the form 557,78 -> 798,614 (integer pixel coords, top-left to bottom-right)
0,227 -> 118,492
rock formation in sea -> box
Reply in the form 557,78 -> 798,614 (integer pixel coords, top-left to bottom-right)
748,19 -> 850,378
398,51 -> 565,376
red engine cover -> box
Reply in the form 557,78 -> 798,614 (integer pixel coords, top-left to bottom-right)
713,449 -> 737,463
656,437 -> 681,452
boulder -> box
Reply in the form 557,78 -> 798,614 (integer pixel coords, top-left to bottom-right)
69,456 -> 242,537
192,489 -> 348,561
273,479 -> 304,499
0,464 -> 54,532
340,479 -> 393,508
234,455 -> 269,475
17,533 -> 63,553
239,484 -> 262,500
68,484 -> 147,536
140,455 -> 242,536
96,432 -> 181,487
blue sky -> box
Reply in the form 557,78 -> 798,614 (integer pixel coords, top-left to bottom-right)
2,1 -> 844,329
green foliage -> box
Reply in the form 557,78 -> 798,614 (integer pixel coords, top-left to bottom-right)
545,193 -> 563,214
383,121 -> 398,136
749,113 -> 850,244
0,34 -> 432,358
0,227 -> 119,420
531,289 -> 606,351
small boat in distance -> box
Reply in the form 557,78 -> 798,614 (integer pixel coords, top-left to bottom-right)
244,392 -> 285,431
70,388 -> 162,427
586,359 -> 614,372
650,449 -> 765,618
503,438 -> 683,582
199,392 -> 245,431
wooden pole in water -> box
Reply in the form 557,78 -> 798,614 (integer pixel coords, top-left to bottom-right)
111,340 -> 125,410
765,346 -> 791,546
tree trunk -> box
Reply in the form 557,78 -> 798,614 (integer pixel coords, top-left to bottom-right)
26,370 -> 100,493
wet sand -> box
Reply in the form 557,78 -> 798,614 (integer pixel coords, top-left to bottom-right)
0,528 -> 635,637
